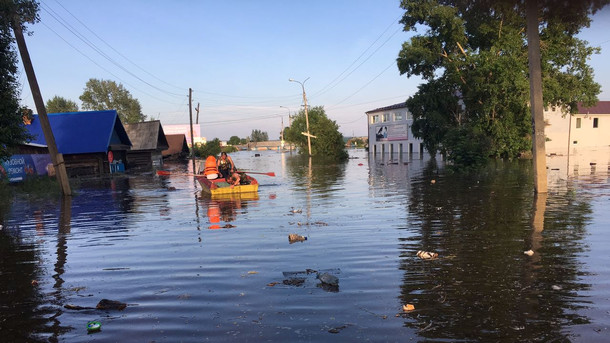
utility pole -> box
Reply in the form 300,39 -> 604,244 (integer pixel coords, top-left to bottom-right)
188,88 -> 196,172
289,78 -> 315,156
526,0 -> 548,193
195,103 -> 200,124
12,20 -> 71,196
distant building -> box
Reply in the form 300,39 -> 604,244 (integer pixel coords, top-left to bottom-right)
544,101 -> 610,177
162,124 -> 205,147
162,134 -> 190,160
366,102 -> 424,157
124,120 -> 169,170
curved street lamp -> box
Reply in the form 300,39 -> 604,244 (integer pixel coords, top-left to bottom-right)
289,78 -> 312,156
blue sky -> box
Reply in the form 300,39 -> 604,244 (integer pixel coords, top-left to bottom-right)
17,1 -> 610,141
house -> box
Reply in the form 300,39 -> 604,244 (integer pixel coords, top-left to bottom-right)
162,134 -> 190,160
366,102 -> 424,157
123,120 -> 169,170
544,101 -> 610,177
20,110 -> 132,177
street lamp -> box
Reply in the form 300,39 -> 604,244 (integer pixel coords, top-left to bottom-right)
289,78 -> 313,156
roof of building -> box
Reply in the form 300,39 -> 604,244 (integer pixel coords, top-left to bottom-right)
162,134 -> 189,157
25,110 -> 132,154
365,102 -> 407,114
124,120 -> 169,151
577,101 -> 610,115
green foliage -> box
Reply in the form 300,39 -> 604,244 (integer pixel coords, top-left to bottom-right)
221,145 -> 238,153
228,135 -> 241,145
0,0 -> 39,162
398,0 -> 606,167
249,129 -> 268,142
442,126 -> 491,171
192,138 -> 221,158
46,95 -> 79,113
79,78 -> 146,124
284,106 -> 348,160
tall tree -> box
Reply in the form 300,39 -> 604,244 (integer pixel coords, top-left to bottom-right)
228,135 -> 241,145
284,106 -> 348,160
46,95 -> 78,113
79,78 -> 146,123
249,129 -> 268,142
0,0 -> 38,161
398,0 -> 607,168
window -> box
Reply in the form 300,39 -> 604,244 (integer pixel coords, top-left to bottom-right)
382,113 -> 389,122
576,118 -> 581,128
593,118 -> 599,128
406,111 -> 413,120
371,115 -> 379,124
394,112 -> 404,121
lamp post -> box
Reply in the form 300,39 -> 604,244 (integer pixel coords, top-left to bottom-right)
280,106 -> 292,152
289,78 -> 312,156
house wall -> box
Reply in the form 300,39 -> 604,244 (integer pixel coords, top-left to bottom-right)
367,106 -> 424,158
544,108 -> 610,155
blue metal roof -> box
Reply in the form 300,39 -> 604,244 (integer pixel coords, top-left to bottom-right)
26,110 -> 132,154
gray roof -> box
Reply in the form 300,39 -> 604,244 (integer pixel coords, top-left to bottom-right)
123,120 -> 169,151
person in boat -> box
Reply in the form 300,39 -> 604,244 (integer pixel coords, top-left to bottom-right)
217,152 -> 236,179
228,171 -> 241,188
203,155 -> 220,179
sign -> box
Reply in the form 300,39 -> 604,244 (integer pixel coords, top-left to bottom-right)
108,150 -> 114,163
0,154 -> 52,182
375,124 -> 408,142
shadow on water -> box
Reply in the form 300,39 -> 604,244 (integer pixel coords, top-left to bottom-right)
398,160 -> 594,341
284,154 -> 347,192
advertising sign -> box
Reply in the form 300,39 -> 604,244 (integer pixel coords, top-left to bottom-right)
0,154 -> 53,182
375,124 -> 408,141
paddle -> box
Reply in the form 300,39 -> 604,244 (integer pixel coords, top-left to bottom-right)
157,170 -> 275,177
237,171 -> 275,177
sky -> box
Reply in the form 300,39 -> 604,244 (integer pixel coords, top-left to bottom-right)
16,1 -> 610,141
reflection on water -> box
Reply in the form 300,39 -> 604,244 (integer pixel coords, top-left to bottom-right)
0,151 -> 609,342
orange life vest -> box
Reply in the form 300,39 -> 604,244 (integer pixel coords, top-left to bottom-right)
204,156 -> 219,176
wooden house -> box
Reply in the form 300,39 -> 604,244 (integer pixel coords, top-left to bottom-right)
162,134 -> 190,160
21,110 -> 132,177
123,120 -> 169,170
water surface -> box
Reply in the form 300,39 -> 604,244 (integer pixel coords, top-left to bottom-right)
1,150 -> 609,342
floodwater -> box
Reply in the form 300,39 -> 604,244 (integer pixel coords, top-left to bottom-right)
1,150 -> 609,342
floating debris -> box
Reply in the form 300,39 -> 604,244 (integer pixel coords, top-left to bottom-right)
318,272 -> 339,287
524,250 -> 534,256
288,233 -> 307,244
328,324 -> 351,334
64,304 -> 95,310
247,271 -> 258,274
430,180 -> 436,184
552,285 -> 562,291
289,207 -> 302,214
31,280 -> 38,286
402,304 -> 415,312
267,282 -> 280,287
87,321 -> 101,333
96,299 -> 126,311
416,250 -> 438,259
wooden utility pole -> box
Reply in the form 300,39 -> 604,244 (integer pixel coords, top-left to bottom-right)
526,0 -> 548,193
195,103 -> 200,124
12,21 -> 71,196
188,88 -> 196,172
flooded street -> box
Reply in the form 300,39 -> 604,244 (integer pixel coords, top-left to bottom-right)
1,150 -> 609,342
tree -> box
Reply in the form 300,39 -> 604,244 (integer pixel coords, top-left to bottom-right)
79,78 -> 146,123
46,95 -> 78,113
0,0 -> 38,161
284,106 -> 348,160
249,129 -> 268,142
398,0 -> 606,168
192,138 -> 221,158
228,135 -> 241,145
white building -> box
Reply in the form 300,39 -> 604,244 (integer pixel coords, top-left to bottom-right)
544,101 -> 610,179
366,102 -> 424,157
162,124 -> 206,147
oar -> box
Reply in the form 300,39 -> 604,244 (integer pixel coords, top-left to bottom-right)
157,170 -> 199,177
237,171 -> 275,177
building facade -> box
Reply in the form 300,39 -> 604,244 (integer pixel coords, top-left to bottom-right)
366,102 -> 424,158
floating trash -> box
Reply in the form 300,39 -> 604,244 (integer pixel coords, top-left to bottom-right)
288,233 -> 307,244
87,321 -> 101,333
96,299 -> 126,311
416,250 -> 438,259
524,250 -> 534,256
402,304 -> 415,312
